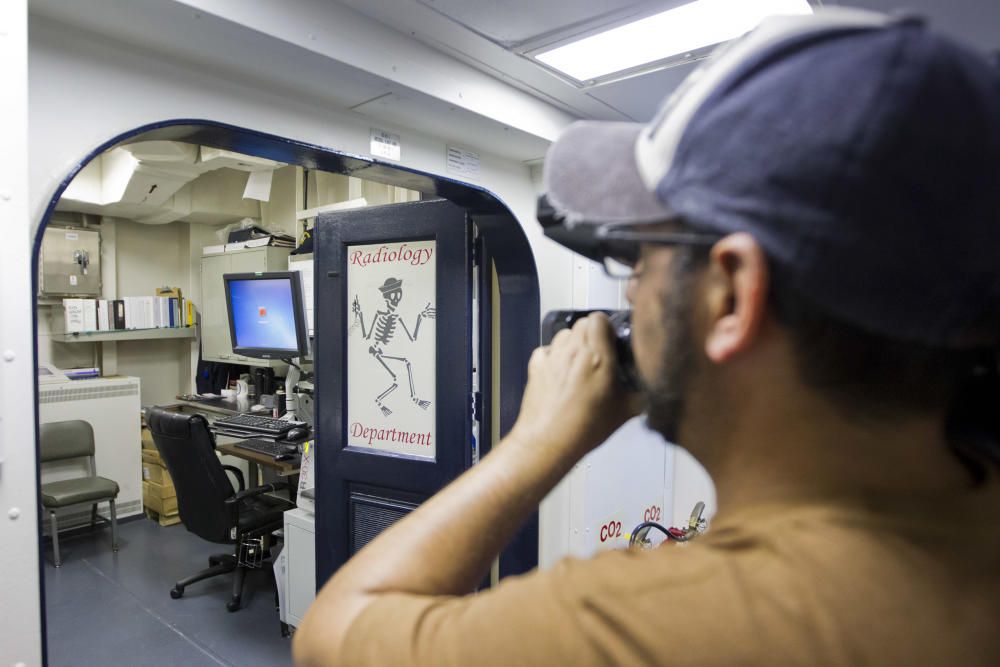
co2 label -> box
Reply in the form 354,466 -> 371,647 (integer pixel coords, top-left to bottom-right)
642,504 -> 662,523
598,519 -> 623,543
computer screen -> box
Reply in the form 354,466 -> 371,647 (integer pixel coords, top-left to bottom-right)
223,271 -> 308,359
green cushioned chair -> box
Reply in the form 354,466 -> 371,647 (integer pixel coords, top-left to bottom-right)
40,420 -> 120,567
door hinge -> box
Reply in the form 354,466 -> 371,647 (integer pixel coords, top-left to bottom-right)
470,391 -> 483,421
471,243 -> 481,267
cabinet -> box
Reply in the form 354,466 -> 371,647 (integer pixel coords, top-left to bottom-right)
39,226 -> 102,296
282,508 -> 316,628
200,246 -> 291,367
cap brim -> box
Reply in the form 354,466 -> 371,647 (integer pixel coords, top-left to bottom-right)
543,121 -> 673,227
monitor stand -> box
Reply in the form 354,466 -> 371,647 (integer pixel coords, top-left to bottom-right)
281,359 -> 302,420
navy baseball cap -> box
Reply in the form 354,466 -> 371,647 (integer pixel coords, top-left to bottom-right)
541,7 -> 1000,348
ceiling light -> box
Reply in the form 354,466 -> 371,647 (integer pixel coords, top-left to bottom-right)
534,0 -> 813,84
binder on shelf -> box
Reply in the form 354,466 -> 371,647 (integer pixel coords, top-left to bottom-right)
62,299 -> 85,333
82,300 -> 98,332
113,300 -> 125,330
97,300 -> 110,331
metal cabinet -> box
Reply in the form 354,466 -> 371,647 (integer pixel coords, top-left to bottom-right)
200,246 -> 291,367
283,508 -> 316,628
39,226 -> 102,296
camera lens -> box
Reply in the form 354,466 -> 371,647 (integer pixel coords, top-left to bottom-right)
608,311 -> 640,391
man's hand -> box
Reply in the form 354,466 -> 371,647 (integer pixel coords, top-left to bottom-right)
510,312 -> 640,457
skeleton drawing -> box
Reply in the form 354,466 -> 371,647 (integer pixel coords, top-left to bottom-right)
350,277 -> 436,416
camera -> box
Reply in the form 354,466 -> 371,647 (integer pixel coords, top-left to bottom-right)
541,310 -> 639,391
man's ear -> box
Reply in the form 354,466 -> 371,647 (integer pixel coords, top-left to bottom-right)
702,233 -> 769,364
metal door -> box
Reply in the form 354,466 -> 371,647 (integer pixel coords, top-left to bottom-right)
313,199 -> 473,580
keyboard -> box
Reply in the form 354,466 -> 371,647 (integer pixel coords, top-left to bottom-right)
233,439 -> 298,457
213,413 -> 298,436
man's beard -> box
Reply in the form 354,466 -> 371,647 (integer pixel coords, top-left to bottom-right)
642,254 -> 699,444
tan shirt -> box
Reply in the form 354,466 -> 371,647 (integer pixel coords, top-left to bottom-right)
343,484 -> 1000,666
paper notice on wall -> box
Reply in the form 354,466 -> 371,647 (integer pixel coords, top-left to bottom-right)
346,240 -> 436,460
446,145 -> 480,179
370,128 -> 401,161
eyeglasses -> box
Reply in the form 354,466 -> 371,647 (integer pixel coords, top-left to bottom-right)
594,225 -> 724,280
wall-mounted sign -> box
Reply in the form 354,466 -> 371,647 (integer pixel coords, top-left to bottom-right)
346,240 -> 436,459
370,127 -> 401,161
446,145 -> 480,179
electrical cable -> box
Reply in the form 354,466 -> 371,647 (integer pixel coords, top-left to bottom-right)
628,521 -> 672,548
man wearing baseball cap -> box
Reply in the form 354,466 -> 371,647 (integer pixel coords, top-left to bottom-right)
295,8 -> 999,665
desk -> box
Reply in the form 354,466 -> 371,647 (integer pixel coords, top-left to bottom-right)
174,396 -> 246,416
165,400 -> 305,487
216,441 -> 301,478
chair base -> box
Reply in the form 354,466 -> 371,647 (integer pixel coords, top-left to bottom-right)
169,553 -> 257,612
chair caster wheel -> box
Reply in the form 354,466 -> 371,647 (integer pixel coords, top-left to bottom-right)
227,598 -> 241,612
170,586 -> 184,599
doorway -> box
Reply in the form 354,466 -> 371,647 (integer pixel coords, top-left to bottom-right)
33,120 -> 540,664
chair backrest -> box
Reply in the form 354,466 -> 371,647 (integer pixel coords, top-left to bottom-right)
40,420 -> 95,464
146,406 -> 237,544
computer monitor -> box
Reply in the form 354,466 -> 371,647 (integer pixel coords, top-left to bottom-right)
223,271 -> 308,360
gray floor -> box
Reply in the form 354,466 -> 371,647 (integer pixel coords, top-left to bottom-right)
43,517 -> 294,667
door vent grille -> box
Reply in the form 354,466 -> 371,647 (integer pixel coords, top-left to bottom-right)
349,492 -> 418,555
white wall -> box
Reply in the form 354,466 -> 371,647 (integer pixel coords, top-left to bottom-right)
113,220 -> 191,405
9,5 -> 709,664
10,13 -> 568,663
0,2 -> 41,665
27,13 -> 574,318
35,217 -> 216,407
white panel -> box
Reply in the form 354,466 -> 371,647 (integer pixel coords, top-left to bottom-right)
0,1 -> 42,663
568,417 -> 673,557
586,61 -> 699,121
351,91 -> 550,162
30,0 -> 575,152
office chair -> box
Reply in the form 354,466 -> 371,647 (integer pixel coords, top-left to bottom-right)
40,420 -> 120,567
147,406 -> 294,612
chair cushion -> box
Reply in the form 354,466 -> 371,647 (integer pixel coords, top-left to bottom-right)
41,476 -> 119,508
237,494 -> 295,535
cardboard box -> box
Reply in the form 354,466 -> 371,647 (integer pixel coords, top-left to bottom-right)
141,448 -> 164,467
141,426 -> 156,450
141,450 -> 174,490
155,286 -> 182,299
141,462 -> 174,488
143,480 -> 178,516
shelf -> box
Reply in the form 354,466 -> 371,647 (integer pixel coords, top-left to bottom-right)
51,327 -> 198,343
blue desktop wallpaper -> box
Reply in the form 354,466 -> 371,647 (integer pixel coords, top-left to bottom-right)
229,278 -> 299,351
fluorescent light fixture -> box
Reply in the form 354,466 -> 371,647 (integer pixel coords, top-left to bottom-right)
534,0 -> 813,82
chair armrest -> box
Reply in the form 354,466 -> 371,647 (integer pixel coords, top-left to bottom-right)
222,465 -> 246,492
225,481 -> 291,506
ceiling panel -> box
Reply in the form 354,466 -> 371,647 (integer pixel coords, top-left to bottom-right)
414,0 -> 659,47
351,89 -> 552,162
585,62 -> 698,121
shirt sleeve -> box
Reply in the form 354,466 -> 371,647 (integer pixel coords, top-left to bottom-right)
341,565 -> 597,666
339,545 -> 727,667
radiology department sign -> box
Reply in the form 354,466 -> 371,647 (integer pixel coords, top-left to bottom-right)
346,240 -> 437,459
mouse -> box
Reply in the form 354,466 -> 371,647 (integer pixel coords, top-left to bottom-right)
285,426 -> 309,441
273,452 -> 297,462
250,404 -> 269,413
281,443 -> 299,454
